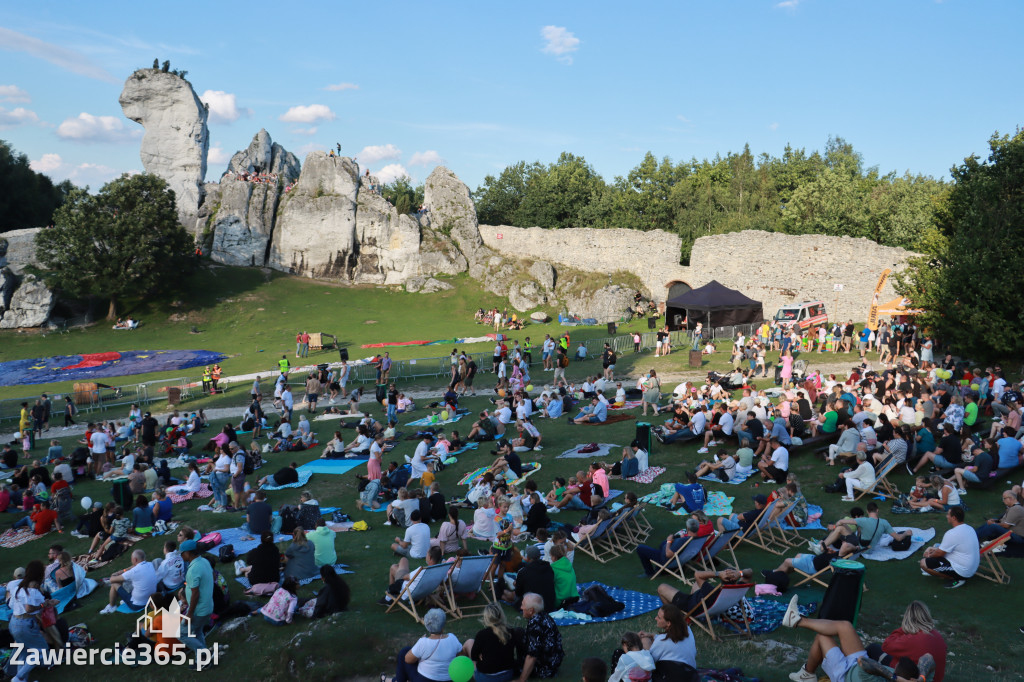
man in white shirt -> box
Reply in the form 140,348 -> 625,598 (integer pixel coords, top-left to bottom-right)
758,437 -> 790,483
89,428 -> 111,477
100,549 -> 157,613
920,506 -> 980,589
495,402 -> 514,425
409,435 -> 435,482
154,541 -> 186,590
391,510 -> 431,559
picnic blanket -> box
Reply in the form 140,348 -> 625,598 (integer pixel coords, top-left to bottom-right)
458,463 -> 542,487
204,527 -> 293,557
235,563 -> 353,589
639,486 -> 674,507
261,469 -> 314,490
0,528 -> 51,549
699,469 -> 754,486
581,414 -> 635,426
779,504 -> 826,531
449,443 -> 480,456
168,483 -> 215,503
742,597 -> 819,635
312,412 -> 367,422
73,535 -> 146,572
696,490 -> 733,517
626,466 -> 666,484
609,401 -> 642,411
557,443 -> 620,459
297,460 -> 365,475
407,414 -> 465,427
548,581 -> 661,627
863,527 -> 935,561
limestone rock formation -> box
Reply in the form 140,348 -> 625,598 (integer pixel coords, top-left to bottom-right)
405,277 -> 454,293
269,153 -> 360,279
423,167 -> 484,262
529,261 -> 556,292
0,267 -> 15,311
508,280 -> 546,312
564,285 -> 634,324
0,228 -> 43,275
209,179 -> 279,267
225,129 -> 301,183
120,69 -> 209,231
0,275 -> 56,329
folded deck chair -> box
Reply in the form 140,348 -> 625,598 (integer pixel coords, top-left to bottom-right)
575,515 -> 620,564
683,582 -> 754,640
385,562 -> 452,623
976,531 -> 1012,585
444,554 -> 498,618
649,535 -> 710,584
698,528 -> 741,572
735,504 -> 785,555
853,456 -> 902,501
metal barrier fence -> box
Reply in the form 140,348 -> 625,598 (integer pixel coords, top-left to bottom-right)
2,323 -> 764,425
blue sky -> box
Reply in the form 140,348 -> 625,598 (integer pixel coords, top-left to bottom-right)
2,1 -> 1022,191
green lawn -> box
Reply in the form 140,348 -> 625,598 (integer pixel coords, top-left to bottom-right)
2,271 -> 1021,681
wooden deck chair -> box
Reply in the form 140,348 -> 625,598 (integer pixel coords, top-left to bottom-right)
976,531 -> 1013,584
763,497 -> 804,548
853,456 -> 902,501
649,536 -> 706,583
574,516 -> 619,563
698,528 -> 741,571
443,555 -> 498,618
793,551 -> 868,591
684,582 -> 754,640
629,503 -> 654,541
595,508 -> 636,555
385,562 -> 452,623
608,505 -> 642,551
734,504 -> 785,555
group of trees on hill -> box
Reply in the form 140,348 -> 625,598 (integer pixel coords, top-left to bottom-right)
0,140 -> 75,232
472,137 -> 947,262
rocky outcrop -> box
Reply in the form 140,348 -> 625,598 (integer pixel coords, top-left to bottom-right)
423,167 -> 484,263
528,261 -> 556,292
120,69 -> 209,231
564,285 -> 634,324
224,129 -> 300,183
0,267 -> 15,311
405,276 -> 454,293
0,275 -> 56,329
508,280 -> 546,311
208,179 -> 279,266
0,228 -> 43,275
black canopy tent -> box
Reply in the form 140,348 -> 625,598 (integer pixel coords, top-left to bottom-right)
665,280 -> 764,331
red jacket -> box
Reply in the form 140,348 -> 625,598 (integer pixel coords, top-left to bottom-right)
882,628 -> 947,682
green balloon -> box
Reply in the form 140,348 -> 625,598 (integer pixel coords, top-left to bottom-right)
448,655 -> 474,682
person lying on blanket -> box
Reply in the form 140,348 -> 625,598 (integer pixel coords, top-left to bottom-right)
257,462 -> 299,489
656,567 -> 754,612
780,595 -> 935,682
693,449 -> 738,482
813,504 -> 910,558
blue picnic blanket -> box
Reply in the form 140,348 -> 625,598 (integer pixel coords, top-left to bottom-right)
779,504 -> 826,531
699,469 -> 754,486
204,527 -> 293,557
549,582 -> 661,627
406,414 -> 466,427
261,469 -> 313,490
298,460 -> 365,475
449,443 -> 480,456
235,563 -> 353,589
743,597 -> 819,635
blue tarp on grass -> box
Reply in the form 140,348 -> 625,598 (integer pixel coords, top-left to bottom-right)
0,349 -> 227,387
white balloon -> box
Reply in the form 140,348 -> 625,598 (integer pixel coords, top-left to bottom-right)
13,432 -> 20,439
81,496 -> 93,510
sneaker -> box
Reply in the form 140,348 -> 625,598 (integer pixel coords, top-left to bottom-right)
841,495 -> 855,502
213,507 -> 226,514
376,596 -> 391,606
788,669 -> 816,682
697,447 -> 709,454
234,559 -> 246,575
654,431 -> 666,444
905,462 -> 915,476
383,521 -> 393,526
917,653 -> 935,681
945,579 -> 966,589
707,441 -> 718,447
99,604 -> 117,614
921,570 -> 930,576
957,488 -> 968,495
781,595 -> 802,628
808,540 -> 824,556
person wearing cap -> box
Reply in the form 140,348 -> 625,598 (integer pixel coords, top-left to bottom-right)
716,494 -> 768,533
178,539 -> 214,655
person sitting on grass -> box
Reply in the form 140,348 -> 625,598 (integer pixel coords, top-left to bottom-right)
88,506 -> 131,558
780,595 -> 934,682
98,548 -> 156,614
693,449 -> 737,482
573,397 -> 608,425
382,607 -> 462,682
468,411 -> 500,442
812,504 -> 910,558
637,603 -> 696,671
236,532 -> 282,594
259,576 -> 299,625
667,472 -> 706,512
757,436 -> 790,484
865,600 -> 947,682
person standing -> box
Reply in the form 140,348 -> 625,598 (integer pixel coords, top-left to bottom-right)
6,561 -> 57,681
305,373 -> 322,414
295,331 -> 303,358
179,540 -> 215,659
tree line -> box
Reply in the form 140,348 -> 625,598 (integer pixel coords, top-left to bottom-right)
471,137 -> 947,262
0,140 -> 74,233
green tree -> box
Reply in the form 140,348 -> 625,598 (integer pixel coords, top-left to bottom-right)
516,152 -> 605,229
0,140 -> 74,231
895,130 -> 1024,359
36,173 -> 195,320
380,177 -> 424,215
473,161 -> 543,226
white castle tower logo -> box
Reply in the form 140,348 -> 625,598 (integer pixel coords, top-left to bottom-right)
134,597 -> 196,639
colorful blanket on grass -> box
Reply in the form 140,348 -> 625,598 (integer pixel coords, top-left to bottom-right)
406,414 -> 466,427
73,535 -> 146,572
459,463 -> 542,487
0,528 -> 51,549
863,527 -> 935,561
557,443 -> 620,459
639,486 -> 734,517
261,469 -> 314,490
626,466 -> 666,484
168,483 -> 215,503
235,563 -> 352,589
741,597 -> 819,635
548,582 -> 661,626
699,469 -> 754,486
609,401 -> 643,411
778,504 -> 826,531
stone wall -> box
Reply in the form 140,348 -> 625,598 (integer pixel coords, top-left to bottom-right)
478,225 -> 688,299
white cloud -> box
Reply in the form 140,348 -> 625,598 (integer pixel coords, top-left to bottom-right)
324,82 -> 359,92
0,27 -> 117,83
676,115 -> 691,123
208,145 -> 230,165
279,104 -> 336,123
409,150 -> 444,167
775,0 -> 800,8
291,127 -> 318,136
374,163 -> 410,184
57,112 -> 139,143
200,90 -> 250,124
0,106 -> 39,128
541,25 -> 580,64
0,85 -> 29,103
30,153 -> 63,173
769,122 -> 780,131
357,144 -> 402,165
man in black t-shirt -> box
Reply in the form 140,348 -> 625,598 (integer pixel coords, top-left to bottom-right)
258,461 -> 299,488
140,413 -> 159,447
246,490 -> 273,534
